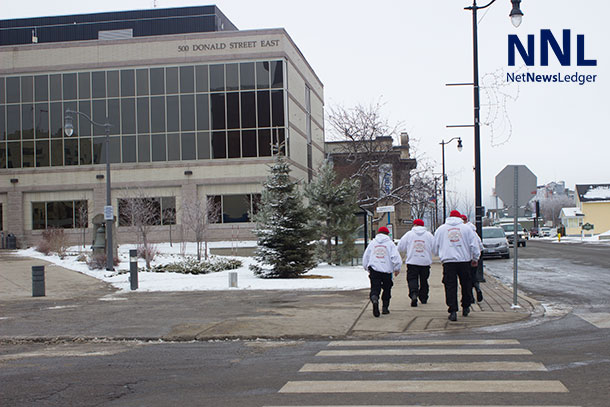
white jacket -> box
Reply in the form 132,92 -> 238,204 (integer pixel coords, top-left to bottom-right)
397,226 -> 434,266
362,233 -> 402,274
467,221 -> 484,253
433,216 -> 481,263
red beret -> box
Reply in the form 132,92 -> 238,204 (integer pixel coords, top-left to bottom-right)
377,226 -> 390,234
450,210 -> 462,218
413,219 -> 424,226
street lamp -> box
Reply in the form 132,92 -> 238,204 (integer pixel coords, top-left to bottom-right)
463,0 -> 523,240
64,110 -> 114,271
440,137 -> 463,223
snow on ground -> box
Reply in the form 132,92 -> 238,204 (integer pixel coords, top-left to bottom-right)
16,241 -> 370,292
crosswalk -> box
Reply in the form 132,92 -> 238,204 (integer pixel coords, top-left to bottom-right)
265,339 -> 578,407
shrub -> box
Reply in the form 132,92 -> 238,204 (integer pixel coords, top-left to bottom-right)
87,253 -> 120,270
36,228 -> 69,258
151,257 -> 242,275
137,243 -> 159,264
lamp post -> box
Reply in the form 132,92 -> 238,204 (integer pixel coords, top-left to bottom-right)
463,0 -> 523,240
440,137 -> 463,223
64,110 -> 114,271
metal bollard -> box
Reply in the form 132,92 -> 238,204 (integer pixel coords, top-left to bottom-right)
129,249 -> 138,290
228,271 -> 238,288
32,265 -> 45,297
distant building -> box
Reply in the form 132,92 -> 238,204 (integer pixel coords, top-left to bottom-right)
575,184 -> 610,235
559,207 -> 585,236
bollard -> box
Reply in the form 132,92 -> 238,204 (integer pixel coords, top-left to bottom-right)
228,271 -> 238,288
32,265 -> 45,297
129,249 -> 138,290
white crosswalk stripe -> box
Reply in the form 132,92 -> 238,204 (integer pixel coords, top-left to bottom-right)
300,361 -> 547,372
575,312 -> 610,328
317,348 -> 532,356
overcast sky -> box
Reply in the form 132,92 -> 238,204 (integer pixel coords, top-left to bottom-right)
2,0 -> 607,210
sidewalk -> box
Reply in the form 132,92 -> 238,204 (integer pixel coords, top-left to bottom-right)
0,251 -> 541,342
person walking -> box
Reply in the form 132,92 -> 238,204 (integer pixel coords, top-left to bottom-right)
433,210 -> 481,322
461,214 -> 484,303
362,226 -> 402,317
397,218 -> 434,307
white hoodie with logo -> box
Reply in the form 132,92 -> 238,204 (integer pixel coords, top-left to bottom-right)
397,226 -> 434,266
433,216 -> 481,263
362,233 -> 402,274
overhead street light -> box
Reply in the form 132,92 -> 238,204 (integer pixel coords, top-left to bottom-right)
440,137 -> 463,223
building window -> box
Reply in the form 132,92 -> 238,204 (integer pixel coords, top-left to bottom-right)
31,200 -> 88,230
0,203 -> 3,230
118,196 -> 176,227
208,194 -> 260,223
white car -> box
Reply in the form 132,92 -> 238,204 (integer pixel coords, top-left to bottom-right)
482,227 -> 510,259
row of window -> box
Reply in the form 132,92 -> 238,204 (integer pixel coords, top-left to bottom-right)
0,128 -> 285,168
0,61 -> 283,103
31,194 -> 261,230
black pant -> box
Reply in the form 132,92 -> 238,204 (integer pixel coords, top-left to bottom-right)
369,269 -> 393,308
406,264 -> 430,302
442,261 -> 472,313
470,265 -> 481,298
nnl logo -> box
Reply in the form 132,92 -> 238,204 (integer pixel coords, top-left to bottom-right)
508,29 -> 597,66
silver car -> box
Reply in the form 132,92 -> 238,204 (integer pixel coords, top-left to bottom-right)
482,227 -> 510,259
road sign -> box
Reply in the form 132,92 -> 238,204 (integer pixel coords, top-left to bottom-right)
104,205 -> 114,221
376,205 -> 395,213
495,165 -> 537,207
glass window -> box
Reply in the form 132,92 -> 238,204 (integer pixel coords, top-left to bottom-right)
271,90 -> 284,126
210,64 -> 224,92
180,95 -> 195,131
7,105 -> 21,140
166,67 -> 179,94
0,105 -> 5,140
197,131 -> 210,159
273,128 -> 286,155
78,101 -> 91,136
136,69 -> 149,96
228,130 -> 240,158
180,66 -> 194,93
121,98 -> 136,134
7,142 -> 21,168
256,62 -> 270,89
226,92 -> 240,129
210,93 -> 225,130
107,99 -> 120,135
75,201 -> 88,229
107,70 -> 119,97
150,68 -> 165,95
92,100 -> 106,136
167,133 -> 180,161
120,69 -> 135,97
257,91 -> 270,127
0,143 -> 5,168
241,92 -> 256,129
210,195 -> 222,223
49,102 -> 63,139
226,63 -> 239,91
166,96 -> 179,132
62,73 -> 77,100
151,133 -> 166,161
50,139 -> 63,166
35,140 -> 50,167
223,195 -> 251,223
50,74 -> 62,101
242,130 -> 257,157
195,65 -> 209,92
122,135 -> 136,163
35,103 -> 49,139
212,131 -> 226,159
137,97 -> 149,134
161,197 -> 176,225
196,94 -> 209,130
0,77 -> 4,104
78,72 -> 91,99
21,76 -> 33,103
270,60 -> 284,88
64,138 -> 79,166
32,202 -> 46,230
150,96 -> 166,133
92,71 -> 106,99
258,129 -> 271,157
6,77 -> 20,103
22,140 -> 34,167
181,133 -> 196,160
46,201 -> 74,228
80,138 -> 92,165
35,75 -> 49,101
21,104 -> 34,139
138,134 -> 150,162
109,136 -> 120,164
240,63 -> 255,90
92,137 -> 105,164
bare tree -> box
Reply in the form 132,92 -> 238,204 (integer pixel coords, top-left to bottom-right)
181,195 -> 222,260
76,198 -> 88,250
539,194 -> 574,226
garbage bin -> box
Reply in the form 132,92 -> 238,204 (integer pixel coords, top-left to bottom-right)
7,233 -> 16,249
0,231 -> 5,249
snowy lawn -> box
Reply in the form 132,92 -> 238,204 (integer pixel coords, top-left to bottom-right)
16,241 -> 369,292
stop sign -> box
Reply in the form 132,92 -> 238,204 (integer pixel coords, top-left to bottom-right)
495,165 -> 537,207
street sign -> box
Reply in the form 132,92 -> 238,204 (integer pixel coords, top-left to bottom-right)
376,205 -> 395,213
495,165 -> 537,207
104,205 -> 114,221
582,222 -> 594,231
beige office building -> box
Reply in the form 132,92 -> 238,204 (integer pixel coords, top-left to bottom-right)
0,6 -> 324,248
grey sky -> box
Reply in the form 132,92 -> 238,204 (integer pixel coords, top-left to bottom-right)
3,0 -> 607,210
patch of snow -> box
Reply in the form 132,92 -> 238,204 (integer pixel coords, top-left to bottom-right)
583,185 -> 610,200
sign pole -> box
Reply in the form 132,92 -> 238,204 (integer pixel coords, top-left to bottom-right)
513,166 -> 519,307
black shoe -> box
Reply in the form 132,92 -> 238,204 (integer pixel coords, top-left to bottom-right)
463,306 -> 470,317
448,311 -> 457,321
476,289 -> 484,302
410,294 -> 418,307
371,295 -> 380,317
420,298 -> 427,304
382,307 -> 390,315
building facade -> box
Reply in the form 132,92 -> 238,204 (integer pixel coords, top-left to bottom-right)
575,184 -> 610,236
0,6 -> 325,248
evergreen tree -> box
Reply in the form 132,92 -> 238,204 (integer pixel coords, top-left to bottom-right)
306,159 -> 361,265
250,153 -> 316,278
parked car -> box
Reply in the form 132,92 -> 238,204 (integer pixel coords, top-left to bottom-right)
498,223 -> 527,247
482,226 -> 510,259
540,227 -> 552,237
